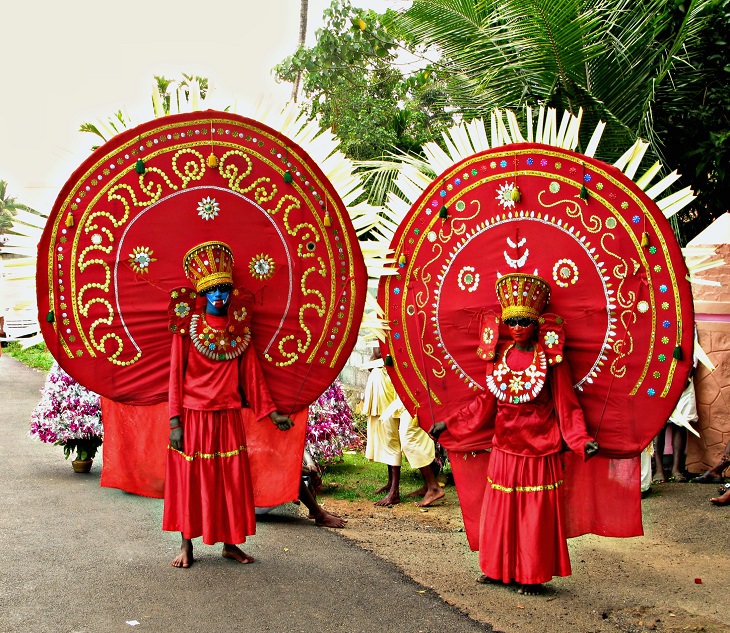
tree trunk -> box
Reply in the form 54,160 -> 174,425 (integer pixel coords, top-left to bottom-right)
291,0 -> 309,103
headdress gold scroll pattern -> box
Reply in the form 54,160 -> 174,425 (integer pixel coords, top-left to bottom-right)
378,144 -> 693,454
37,111 -> 367,410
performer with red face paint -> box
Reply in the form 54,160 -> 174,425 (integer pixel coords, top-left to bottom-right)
430,272 -> 598,595
164,241 -> 294,568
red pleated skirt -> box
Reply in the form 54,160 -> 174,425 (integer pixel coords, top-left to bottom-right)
163,408 -> 256,545
478,448 -> 571,585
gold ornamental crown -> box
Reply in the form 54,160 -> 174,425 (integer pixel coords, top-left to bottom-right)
183,241 -> 235,293
495,273 -> 551,321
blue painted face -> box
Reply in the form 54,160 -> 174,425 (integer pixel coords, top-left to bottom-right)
204,285 -> 231,315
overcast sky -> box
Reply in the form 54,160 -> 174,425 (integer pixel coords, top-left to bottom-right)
0,0 -> 409,213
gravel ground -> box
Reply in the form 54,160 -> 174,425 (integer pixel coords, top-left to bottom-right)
313,479 -> 729,633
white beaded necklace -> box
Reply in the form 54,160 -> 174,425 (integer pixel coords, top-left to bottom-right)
485,344 -> 547,403
189,312 -> 251,361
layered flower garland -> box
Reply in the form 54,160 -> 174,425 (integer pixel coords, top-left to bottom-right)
29,363 -> 103,460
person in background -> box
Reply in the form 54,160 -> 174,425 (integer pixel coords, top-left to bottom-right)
363,347 -> 443,507
298,448 -> 347,528
652,371 -> 698,483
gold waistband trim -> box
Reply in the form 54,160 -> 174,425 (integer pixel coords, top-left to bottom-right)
488,476 -> 564,493
168,445 -> 247,461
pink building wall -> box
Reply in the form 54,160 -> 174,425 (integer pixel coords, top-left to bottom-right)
685,242 -> 730,474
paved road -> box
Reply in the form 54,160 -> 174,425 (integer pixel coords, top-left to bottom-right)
0,354 -> 490,633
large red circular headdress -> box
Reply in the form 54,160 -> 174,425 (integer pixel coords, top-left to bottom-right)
378,111 -> 695,457
37,110 -> 368,412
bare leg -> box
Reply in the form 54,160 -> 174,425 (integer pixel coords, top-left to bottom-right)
374,465 -> 393,495
171,536 -> 194,568
298,478 -> 347,528
375,465 -> 401,506
222,543 -> 255,564
653,427 -> 667,483
414,462 -> 445,507
670,426 -> 687,481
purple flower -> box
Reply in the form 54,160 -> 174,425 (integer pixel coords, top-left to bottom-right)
29,363 -> 103,451
305,380 -> 360,465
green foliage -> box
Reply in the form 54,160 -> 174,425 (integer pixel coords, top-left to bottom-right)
395,0 -> 714,161
78,111 -> 132,149
0,180 -> 36,235
4,341 -> 54,371
275,0 -> 454,163
390,0 -> 725,241
55,436 -> 103,461
652,0 -> 730,244
153,73 -> 210,114
57,437 -> 103,461
78,74 -> 212,148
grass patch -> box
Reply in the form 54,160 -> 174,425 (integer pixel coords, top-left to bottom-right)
4,342 -> 53,371
318,451 -> 435,502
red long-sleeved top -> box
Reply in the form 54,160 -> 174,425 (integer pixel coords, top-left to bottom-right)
168,313 -> 276,421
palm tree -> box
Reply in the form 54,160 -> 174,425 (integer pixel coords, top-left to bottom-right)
78,74 -> 211,148
391,0 -> 713,161
291,0 -> 310,102
0,181 -> 34,236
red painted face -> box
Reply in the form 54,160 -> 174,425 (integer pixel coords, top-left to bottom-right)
504,317 -> 537,347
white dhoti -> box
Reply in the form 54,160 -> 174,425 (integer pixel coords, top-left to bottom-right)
369,398 -> 435,469
669,379 -> 700,437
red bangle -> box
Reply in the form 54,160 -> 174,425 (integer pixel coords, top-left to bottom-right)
170,424 -> 180,430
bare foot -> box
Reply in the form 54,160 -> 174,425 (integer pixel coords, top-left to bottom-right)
518,584 -> 544,596
171,540 -> 194,568
374,493 -> 401,507
374,484 -> 390,495
710,488 -> 730,506
222,544 -> 255,564
476,574 -> 517,589
405,485 -> 427,498
314,509 -> 347,528
415,487 -> 445,507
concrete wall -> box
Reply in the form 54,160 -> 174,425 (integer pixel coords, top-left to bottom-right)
337,337 -> 377,410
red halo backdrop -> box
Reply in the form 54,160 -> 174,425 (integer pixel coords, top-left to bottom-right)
37,110 -> 367,414
378,143 -> 694,458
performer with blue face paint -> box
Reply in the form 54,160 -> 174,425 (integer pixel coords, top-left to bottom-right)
164,241 -> 294,568
204,284 -> 232,314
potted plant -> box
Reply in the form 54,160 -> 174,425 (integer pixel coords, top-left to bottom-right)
29,362 -> 103,472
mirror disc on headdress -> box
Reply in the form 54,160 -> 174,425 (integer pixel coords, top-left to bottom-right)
378,143 -> 693,456
37,111 -> 367,411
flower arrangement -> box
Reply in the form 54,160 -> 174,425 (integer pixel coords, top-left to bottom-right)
29,362 -> 103,462
306,380 -> 360,465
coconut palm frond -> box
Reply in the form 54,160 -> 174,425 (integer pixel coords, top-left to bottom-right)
397,0 -> 712,166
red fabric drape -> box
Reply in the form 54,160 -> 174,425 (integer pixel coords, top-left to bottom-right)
562,454 -> 643,538
100,397 -> 307,507
448,450 -> 491,550
100,400 -> 168,498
